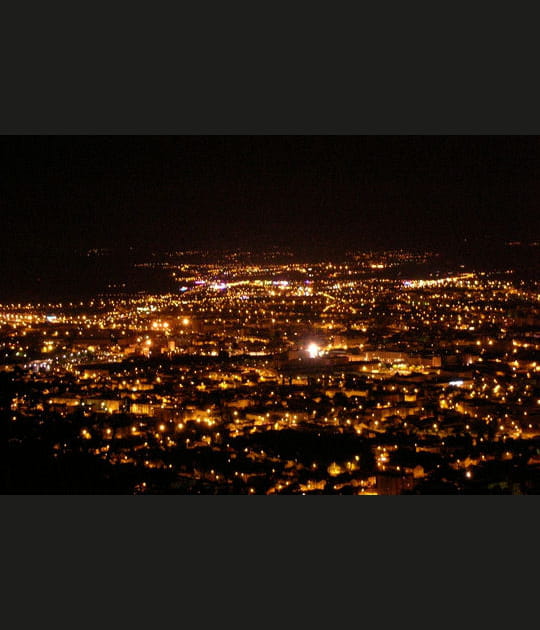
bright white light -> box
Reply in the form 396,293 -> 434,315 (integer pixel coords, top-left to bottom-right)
307,343 -> 320,359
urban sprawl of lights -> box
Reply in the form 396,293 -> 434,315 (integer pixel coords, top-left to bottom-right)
3,249 -> 540,494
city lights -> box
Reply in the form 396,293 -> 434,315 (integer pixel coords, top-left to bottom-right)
2,245 -> 538,495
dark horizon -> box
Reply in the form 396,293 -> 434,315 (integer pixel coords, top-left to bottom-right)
2,135 -> 539,256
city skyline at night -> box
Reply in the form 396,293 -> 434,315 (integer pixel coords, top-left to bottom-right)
2,136 -> 540,495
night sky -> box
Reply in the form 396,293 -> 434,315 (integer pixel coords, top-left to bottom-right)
1,135 -> 539,256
